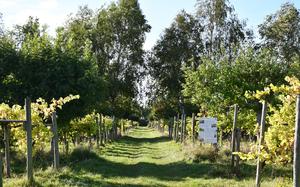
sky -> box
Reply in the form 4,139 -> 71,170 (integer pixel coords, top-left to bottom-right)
0,0 -> 299,50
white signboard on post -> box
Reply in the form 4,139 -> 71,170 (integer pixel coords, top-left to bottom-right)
198,117 -> 217,144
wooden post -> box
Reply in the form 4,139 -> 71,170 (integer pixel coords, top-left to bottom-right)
176,114 -> 180,142
52,112 -> 59,170
88,137 -> 92,150
192,113 -> 196,143
256,101 -> 267,187
103,119 -> 106,144
294,95 -> 300,187
219,128 -> 223,147
122,121 -> 125,135
96,116 -> 99,148
107,126 -> 109,142
4,125 -> 10,177
235,128 -> 241,173
64,133 -> 69,155
180,114 -> 184,143
112,116 -> 116,139
0,152 -> 2,187
169,118 -> 173,139
99,114 -> 103,145
173,116 -> 176,140
183,114 -> 186,141
231,104 -> 238,172
25,98 -> 33,183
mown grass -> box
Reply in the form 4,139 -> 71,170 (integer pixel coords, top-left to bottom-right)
4,127 -> 292,186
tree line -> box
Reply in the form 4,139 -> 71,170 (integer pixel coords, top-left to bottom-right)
1,0 -> 300,167
147,0 -> 300,136
0,0 -> 150,137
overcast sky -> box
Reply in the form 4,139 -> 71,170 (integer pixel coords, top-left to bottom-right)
0,0 -> 299,50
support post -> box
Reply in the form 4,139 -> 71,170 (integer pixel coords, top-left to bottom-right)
176,114 -> 180,142
294,95 -> 300,187
256,101 -> 267,187
181,114 -> 184,143
96,116 -> 99,148
25,98 -> 33,183
122,121 -> 125,135
173,116 -> 177,140
4,125 -> 10,177
112,116 -> 116,139
169,118 -> 173,139
52,112 -> 59,170
183,114 -> 186,141
192,113 -> 196,143
103,119 -> 106,144
0,152 -> 2,187
231,104 -> 238,172
99,114 -> 103,145
235,128 -> 241,174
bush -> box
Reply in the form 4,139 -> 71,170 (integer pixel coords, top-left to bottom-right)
184,143 -> 219,163
69,147 -> 98,162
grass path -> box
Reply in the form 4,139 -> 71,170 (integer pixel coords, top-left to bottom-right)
4,127 -> 291,186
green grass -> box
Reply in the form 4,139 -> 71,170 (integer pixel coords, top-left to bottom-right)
4,127 -> 292,186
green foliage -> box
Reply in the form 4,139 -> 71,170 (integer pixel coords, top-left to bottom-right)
184,143 -> 219,163
69,147 -> 98,162
0,94 -> 79,153
2,127 -> 293,187
92,0 -> 150,118
239,76 -> 300,165
259,2 -> 300,62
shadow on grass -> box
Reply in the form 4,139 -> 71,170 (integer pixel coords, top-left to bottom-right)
58,174 -> 154,187
68,135 -> 292,183
69,156 -> 291,182
8,128 -> 292,186
120,136 -> 171,144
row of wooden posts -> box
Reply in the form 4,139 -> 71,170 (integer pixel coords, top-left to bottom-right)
254,99 -> 293,187
0,98 -> 61,186
0,98 -> 130,186
151,113 -> 198,143
95,115 -> 130,148
150,97 -> 300,187
255,96 -> 300,187
0,98 -> 34,186
95,115 -> 118,148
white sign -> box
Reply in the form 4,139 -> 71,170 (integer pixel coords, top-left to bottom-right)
198,117 -> 217,144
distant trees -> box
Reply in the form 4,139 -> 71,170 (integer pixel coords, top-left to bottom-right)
147,0 -> 300,140
1,0 -> 300,135
92,0 -> 150,119
148,11 -> 203,118
147,0 -> 251,120
0,0 -> 149,134
259,3 -> 300,62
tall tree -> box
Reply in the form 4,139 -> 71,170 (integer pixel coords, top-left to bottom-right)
148,11 -> 203,118
259,3 -> 300,63
0,26 -> 19,104
91,0 -> 150,118
196,0 -> 251,62
0,13 -> 3,36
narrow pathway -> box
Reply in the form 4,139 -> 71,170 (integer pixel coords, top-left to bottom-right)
4,127 -> 290,186
66,127 -> 249,187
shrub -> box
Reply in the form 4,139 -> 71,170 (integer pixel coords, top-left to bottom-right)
184,143 -> 219,163
69,147 -> 98,162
